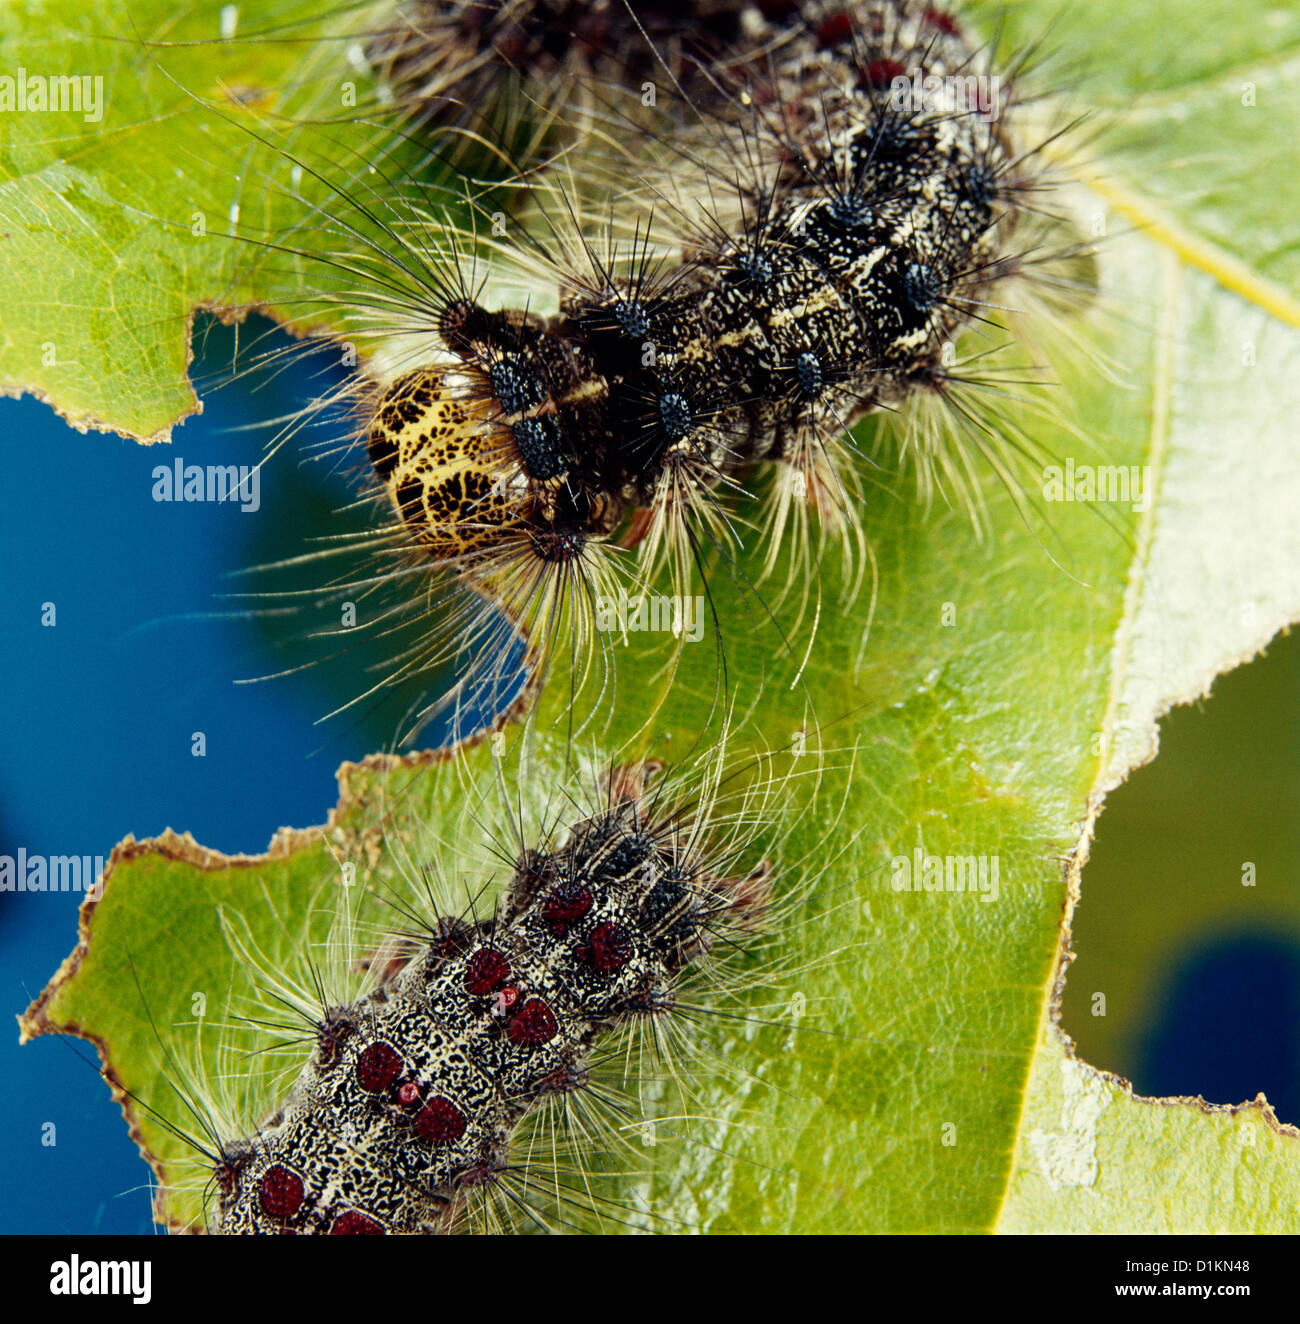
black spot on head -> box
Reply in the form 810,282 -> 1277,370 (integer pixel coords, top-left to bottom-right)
368,429 -> 399,479
395,477 -> 425,523
489,354 -> 546,415
657,392 -> 693,441
795,351 -> 823,398
512,415 -> 567,480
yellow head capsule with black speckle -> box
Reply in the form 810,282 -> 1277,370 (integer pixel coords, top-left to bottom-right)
368,366 -> 529,561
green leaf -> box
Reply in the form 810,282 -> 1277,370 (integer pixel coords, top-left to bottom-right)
0,0 -> 403,439
17,0 -> 1300,1232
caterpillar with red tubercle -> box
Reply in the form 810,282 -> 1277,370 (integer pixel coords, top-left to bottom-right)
27,724 -> 850,1236
213,758 -> 773,1234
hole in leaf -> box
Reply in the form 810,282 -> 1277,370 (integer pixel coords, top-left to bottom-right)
1063,629 -> 1300,1124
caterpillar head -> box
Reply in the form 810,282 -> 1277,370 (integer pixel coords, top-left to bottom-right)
367,365 -> 540,561
368,366 -> 614,578
366,292 -> 632,574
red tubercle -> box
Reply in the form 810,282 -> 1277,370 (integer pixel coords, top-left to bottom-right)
492,985 -> 520,1017
464,946 -> 512,995
580,922 -> 634,974
415,1096 -> 468,1145
543,883 -> 593,936
860,58 -> 907,89
330,1210 -> 385,1235
355,1041 -> 403,1094
507,997 -> 559,1046
815,12 -> 854,49
924,9 -> 962,37
397,1081 -> 422,1108
258,1164 -> 304,1223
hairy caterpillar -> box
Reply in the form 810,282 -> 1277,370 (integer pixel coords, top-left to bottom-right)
25,726 -> 847,1235
217,764 -> 771,1234
363,0 -> 1075,697
163,0 -> 1091,740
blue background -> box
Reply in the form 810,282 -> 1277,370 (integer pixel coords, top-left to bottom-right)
0,318 -> 473,1233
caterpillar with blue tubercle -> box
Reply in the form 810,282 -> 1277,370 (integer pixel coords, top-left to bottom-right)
161,0 -> 1096,740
